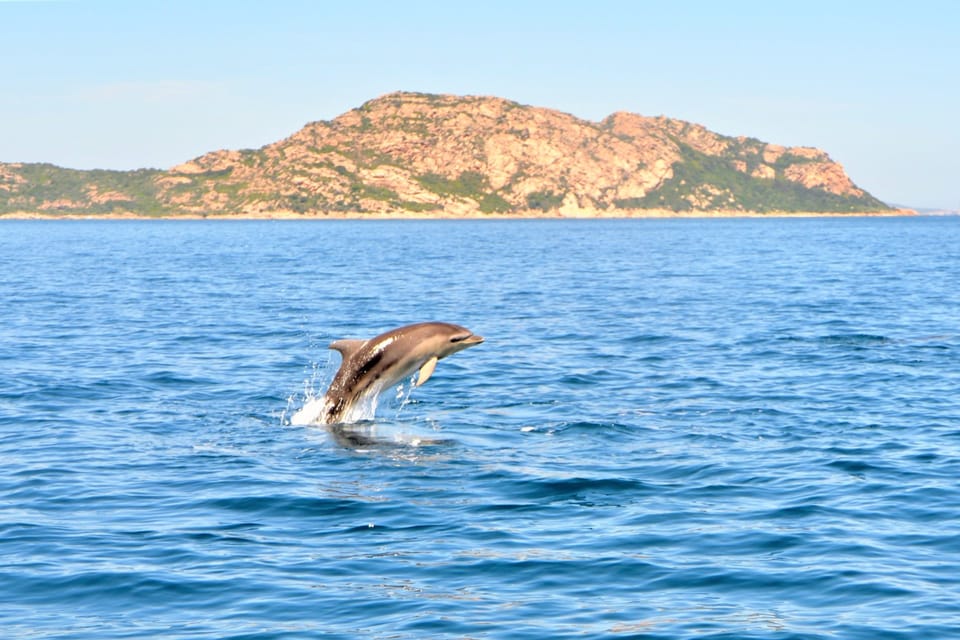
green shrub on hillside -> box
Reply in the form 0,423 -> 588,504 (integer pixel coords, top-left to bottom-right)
479,193 -> 512,213
623,143 -> 890,213
415,170 -> 515,213
526,190 -> 564,211
416,171 -> 487,199
0,164 -> 170,215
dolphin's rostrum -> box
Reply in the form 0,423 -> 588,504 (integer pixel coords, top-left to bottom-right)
319,322 -> 483,425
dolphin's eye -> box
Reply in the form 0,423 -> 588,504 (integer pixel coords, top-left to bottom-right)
450,335 -> 468,343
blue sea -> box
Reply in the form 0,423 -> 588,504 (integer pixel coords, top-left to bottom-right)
1,217 -> 959,639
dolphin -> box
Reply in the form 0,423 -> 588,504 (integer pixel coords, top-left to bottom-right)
319,322 -> 484,425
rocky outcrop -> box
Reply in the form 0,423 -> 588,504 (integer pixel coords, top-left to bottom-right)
0,92 -> 891,216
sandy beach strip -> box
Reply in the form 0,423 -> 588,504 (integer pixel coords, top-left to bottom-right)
0,208 -> 917,221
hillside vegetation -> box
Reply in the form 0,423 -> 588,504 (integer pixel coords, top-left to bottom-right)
0,92 -> 891,216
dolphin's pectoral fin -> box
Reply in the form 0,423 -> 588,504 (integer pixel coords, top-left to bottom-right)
416,357 -> 439,387
329,339 -> 366,360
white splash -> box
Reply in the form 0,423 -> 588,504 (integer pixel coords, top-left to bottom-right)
289,396 -> 328,425
285,357 -> 330,426
288,373 -> 419,426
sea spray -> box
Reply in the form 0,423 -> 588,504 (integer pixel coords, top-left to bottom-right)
286,356 -> 332,425
289,371 -> 426,426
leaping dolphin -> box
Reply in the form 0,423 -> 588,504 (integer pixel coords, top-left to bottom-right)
319,322 -> 484,425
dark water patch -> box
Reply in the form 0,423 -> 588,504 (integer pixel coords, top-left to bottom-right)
6,569 -> 240,610
817,333 -> 894,346
140,369 -> 221,387
622,333 -> 675,344
549,419 -> 640,436
198,494 -> 373,519
557,369 -> 623,386
756,502 -> 849,522
825,457 -> 889,475
507,475 -> 654,503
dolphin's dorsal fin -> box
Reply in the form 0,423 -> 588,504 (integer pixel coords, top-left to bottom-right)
329,339 -> 366,360
416,356 -> 439,387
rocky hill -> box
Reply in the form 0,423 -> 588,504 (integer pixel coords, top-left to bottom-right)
0,92 -> 893,216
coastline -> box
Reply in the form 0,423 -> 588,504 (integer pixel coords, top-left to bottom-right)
0,208 -> 918,221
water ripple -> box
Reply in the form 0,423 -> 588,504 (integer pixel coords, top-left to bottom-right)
1,218 -> 959,638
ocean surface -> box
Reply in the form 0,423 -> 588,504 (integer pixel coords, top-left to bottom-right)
1,217 -> 959,639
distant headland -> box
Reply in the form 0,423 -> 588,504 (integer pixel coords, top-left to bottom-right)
0,92 -> 913,219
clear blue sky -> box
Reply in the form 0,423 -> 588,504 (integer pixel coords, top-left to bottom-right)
2,0 -> 957,209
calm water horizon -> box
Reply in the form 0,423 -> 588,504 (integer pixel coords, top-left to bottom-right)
1,217 -> 958,638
